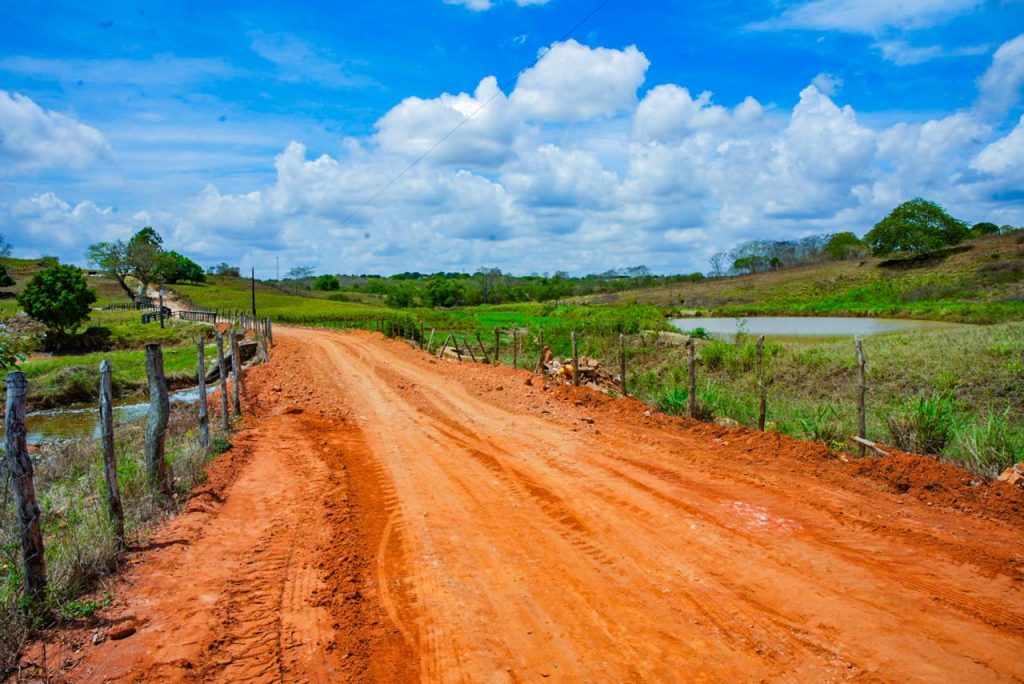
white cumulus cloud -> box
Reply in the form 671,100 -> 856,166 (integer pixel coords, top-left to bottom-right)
0,90 -> 111,174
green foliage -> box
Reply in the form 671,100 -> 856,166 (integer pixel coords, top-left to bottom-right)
386,282 -> 417,308
0,264 -> 14,288
423,277 -> 467,308
824,231 -> 867,260
160,251 -> 205,284
797,404 -> 846,445
312,274 -> 340,291
207,262 -> 240,277
18,264 -> 96,336
971,222 -> 1000,237
59,593 -> 113,620
950,411 -> 1024,476
886,392 -> 958,455
865,198 -> 969,256
211,437 -> 232,454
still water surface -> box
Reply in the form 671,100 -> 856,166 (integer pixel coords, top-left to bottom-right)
669,316 -> 971,341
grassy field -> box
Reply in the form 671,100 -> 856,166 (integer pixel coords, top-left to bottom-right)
600,232 -> 1024,323
171,276 -> 390,320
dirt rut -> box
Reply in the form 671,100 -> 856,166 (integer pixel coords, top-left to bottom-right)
32,327 -> 1024,682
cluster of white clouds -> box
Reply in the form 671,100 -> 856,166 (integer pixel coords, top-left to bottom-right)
0,90 -> 111,174
2,31 -> 1024,274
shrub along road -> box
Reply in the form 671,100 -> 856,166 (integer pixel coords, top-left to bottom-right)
29,327 -> 1024,682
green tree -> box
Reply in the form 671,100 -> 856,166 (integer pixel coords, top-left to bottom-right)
207,262 -> 241,277
386,282 -> 417,308
423,277 -> 466,307
824,232 -> 868,260
0,264 -> 15,288
18,264 -> 96,336
127,227 -> 164,293
971,222 -> 1000,237
159,251 -> 206,283
87,239 -> 134,298
312,274 -> 340,291
865,199 -> 969,256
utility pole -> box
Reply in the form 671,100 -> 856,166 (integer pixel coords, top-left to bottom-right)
251,267 -> 257,317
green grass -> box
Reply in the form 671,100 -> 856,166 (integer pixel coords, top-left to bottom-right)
17,340 -> 211,410
624,322 -> 1024,476
608,232 -> 1024,323
171,276 -> 389,320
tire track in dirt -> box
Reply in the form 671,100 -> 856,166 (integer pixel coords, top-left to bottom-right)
27,325 -> 1024,683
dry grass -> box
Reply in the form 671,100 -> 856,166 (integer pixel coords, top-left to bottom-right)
1,402 -> 235,675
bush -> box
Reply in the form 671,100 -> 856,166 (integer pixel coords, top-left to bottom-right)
18,264 -> 96,336
312,274 -> 340,291
886,392 -> 958,455
949,412 -> 1024,477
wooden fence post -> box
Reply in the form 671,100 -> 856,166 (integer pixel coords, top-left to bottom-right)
230,329 -> 243,415
571,331 -> 580,387
426,328 -> 435,353
144,344 -> 172,495
493,327 -> 500,365
5,371 -> 47,603
756,335 -> 767,431
197,338 -> 210,447
216,332 -> 230,431
99,360 -> 125,548
686,337 -> 697,419
513,330 -> 519,369
856,336 -> 867,456
619,333 -> 628,397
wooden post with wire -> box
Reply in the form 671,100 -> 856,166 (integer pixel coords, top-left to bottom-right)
197,338 -> 210,447
686,337 -> 697,419
571,332 -> 580,387
230,329 -> 243,414
145,344 -> 172,495
216,332 -> 230,431
756,335 -> 767,431
6,370 -> 47,603
619,333 -> 628,397
856,336 -> 867,456
99,360 -> 125,548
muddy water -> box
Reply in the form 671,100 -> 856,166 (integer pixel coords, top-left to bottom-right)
7,385 -> 218,445
670,316 -> 972,342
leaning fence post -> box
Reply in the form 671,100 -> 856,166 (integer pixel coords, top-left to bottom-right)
619,333 -> 628,397
144,344 -> 172,495
856,336 -> 867,456
99,360 -> 125,548
493,327 -> 500,365
230,329 -> 243,415
197,338 -> 210,447
426,328 -> 436,354
5,371 -> 47,603
571,331 -> 580,387
686,337 -> 697,418
756,335 -> 767,431
216,332 -> 230,431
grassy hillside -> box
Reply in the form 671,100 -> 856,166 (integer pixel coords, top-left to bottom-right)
600,232 -> 1024,323
170,276 -> 390,320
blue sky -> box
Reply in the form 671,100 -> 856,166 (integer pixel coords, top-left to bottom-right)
2,0 -> 1023,276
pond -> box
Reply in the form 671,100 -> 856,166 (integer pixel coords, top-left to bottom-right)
4,384 -> 218,446
669,316 -> 972,342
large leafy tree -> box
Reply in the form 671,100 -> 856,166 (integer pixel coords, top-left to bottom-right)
18,264 -> 96,336
87,240 -> 134,298
159,251 -> 206,283
126,226 -> 164,292
865,199 -> 969,256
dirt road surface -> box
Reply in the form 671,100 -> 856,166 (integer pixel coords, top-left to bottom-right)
30,327 -> 1024,682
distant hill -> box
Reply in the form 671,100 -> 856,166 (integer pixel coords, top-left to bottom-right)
592,232 -> 1024,324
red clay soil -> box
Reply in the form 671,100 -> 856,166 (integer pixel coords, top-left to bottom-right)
16,327 -> 1024,682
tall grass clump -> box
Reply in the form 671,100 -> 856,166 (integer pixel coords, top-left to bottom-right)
886,392 -> 958,455
947,411 -> 1024,478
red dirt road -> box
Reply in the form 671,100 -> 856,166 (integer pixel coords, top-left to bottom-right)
36,327 -> 1024,682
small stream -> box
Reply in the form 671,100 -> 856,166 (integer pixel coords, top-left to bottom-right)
7,385 -> 218,446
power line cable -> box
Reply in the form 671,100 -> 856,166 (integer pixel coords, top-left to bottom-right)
338,0 -> 617,229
